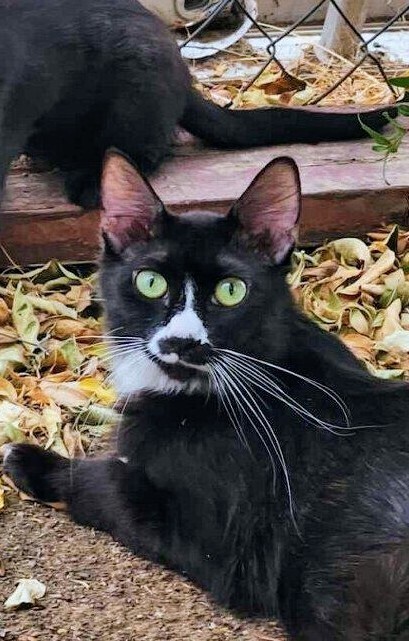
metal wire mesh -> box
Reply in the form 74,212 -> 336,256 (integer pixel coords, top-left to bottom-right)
179,0 -> 409,106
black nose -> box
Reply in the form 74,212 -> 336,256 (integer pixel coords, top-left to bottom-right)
158,338 -> 210,365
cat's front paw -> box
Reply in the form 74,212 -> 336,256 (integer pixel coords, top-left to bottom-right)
1,443 -> 69,505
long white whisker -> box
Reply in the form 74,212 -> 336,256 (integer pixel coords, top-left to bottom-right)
222,355 -> 351,436
99,343 -> 148,364
219,348 -> 351,427
216,362 -> 296,521
92,335 -> 146,341
221,364 -> 288,472
215,362 -> 277,470
211,362 -> 252,454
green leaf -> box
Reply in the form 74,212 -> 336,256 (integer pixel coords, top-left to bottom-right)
371,368 -> 404,380
4,260 -> 84,286
360,123 -> 390,145
25,294 -> 77,319
372,144 -> 388,152
372,311 -> 385,328
398,104 -> 409,117
331,238 -> 371,268
59,337 -> 84,370
379,288 -> 397,308
389,76 -> 409,89
76,404 -> 118,427
3,422 -> 25,444
12,283 -> 40,352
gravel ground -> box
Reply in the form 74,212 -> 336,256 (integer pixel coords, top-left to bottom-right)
1,496 -> 286,641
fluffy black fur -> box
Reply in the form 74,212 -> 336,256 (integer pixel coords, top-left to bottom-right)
4,151 -> 409,641
0,0 -> 397,208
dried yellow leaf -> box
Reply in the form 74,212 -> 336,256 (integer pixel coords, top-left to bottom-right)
78,378 -> 117,406
0,298 -> 10,324
0,344 -> 26,376
38,381 -> 89,408
340,249 -> 396,295
51,318 -> 96,339
0,480 -> 5,510
0,378 -> 18,402
349,309 -> 370,336
376,299 -> 402,340
25,294 -> 77,319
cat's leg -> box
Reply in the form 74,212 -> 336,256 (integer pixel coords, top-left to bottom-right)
1,443 -> 164,555
62,162 -> 101,209
25,126 -> 103,209
55,64 -> 186,207
60,105 -> 178,209
100,81 -> 185,177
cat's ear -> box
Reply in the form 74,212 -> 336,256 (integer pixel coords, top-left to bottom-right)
100,148 -> 166,253
230,157 -> 301,264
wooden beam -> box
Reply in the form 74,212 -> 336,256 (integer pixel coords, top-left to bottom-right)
320,0 -> 369,59
1,135 -> 408,267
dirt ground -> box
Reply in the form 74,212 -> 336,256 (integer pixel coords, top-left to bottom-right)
1,496 -> 286,641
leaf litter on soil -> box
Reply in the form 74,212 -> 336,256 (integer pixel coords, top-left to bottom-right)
0,261 -> 117,507
1,226 -> 409,508
289,225 -> 409,380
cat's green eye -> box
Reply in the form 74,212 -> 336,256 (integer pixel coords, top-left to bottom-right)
214,278 -> 247,307
134,270 -> 168,299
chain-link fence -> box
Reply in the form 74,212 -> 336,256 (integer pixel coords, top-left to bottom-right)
179,0 -> 409,106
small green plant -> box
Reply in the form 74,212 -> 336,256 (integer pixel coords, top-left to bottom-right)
359,75 -> 409,184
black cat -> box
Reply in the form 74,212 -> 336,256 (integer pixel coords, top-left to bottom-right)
3,149 -> 409,640
0,0 -> 396,208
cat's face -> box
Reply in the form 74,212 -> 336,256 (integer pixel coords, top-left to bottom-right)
99,150 -> 300,397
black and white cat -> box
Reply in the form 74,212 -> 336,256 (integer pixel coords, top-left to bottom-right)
0,0 -> 396,208
3,150 -> 409,640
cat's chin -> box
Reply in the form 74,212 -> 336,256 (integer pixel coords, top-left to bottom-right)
111,352 -> 208,397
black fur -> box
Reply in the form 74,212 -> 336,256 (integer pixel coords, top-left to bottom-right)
4,152 -> 409,640
0,0 -> 396,207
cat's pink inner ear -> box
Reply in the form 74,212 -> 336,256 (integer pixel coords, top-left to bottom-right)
101,150 -> 163,251
233,157 -> 301,264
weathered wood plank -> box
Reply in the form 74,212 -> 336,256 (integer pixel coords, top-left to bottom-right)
1,136 -> 408,266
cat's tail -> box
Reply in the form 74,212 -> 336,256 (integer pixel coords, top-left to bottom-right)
180,88 -> 397,147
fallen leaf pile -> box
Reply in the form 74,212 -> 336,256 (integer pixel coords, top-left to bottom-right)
290,225 -> 409,380
0,260 -> 117,504
2,227 -> 409,509
193,44 -> 408,108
